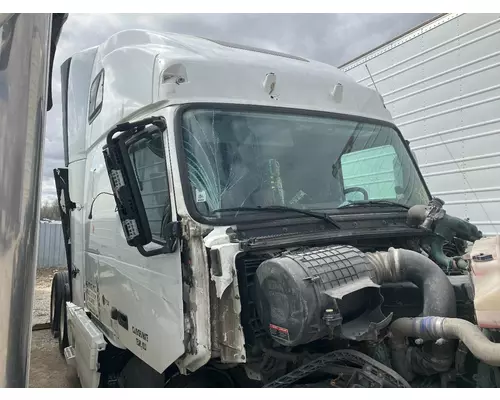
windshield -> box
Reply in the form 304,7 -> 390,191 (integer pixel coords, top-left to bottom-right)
179,107 -> 429,220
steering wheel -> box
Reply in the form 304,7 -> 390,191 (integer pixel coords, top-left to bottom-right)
344,187 -> 369,201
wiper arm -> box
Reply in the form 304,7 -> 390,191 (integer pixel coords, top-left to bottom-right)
338,200 -> 410,210
211,205 -> 341,229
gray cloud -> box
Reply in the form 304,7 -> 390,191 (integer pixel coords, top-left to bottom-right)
42,13 -> 436,201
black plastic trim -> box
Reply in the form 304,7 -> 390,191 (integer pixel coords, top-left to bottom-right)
60,57 -> 71,167
241,226 -> 428,251
53,167 -> 76,301
117,311 -> 128,331
47,13 -> 69,111
173,102 -> 432,227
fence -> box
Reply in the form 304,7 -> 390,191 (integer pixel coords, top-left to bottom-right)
37,221 -> 66,268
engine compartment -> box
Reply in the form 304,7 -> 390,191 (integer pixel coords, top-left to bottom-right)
231,199 -> 500,388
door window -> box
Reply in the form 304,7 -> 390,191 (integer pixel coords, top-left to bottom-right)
127,132 -> 171,241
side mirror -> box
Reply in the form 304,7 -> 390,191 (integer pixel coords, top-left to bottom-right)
102,116 -> 180,257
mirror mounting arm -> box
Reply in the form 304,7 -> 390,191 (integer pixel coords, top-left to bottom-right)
137,221 -> 181,257
137,245 -> 170,257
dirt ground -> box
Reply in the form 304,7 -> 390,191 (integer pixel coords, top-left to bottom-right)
29,267 -> 81,388
29,329 -> 80,388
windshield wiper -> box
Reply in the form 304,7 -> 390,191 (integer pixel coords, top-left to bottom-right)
211,205 -> 341,229
338,200 -> 410,210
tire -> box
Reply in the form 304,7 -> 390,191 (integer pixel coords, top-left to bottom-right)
50,276 -> 58,337
50,271 -> 69,338
58,283 -> 70,356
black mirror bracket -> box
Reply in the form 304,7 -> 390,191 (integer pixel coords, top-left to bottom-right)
106,116 -> 167,147
102,115 -> 178,257
137,221 -> 181,257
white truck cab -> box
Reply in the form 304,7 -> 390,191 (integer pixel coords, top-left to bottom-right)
51,29 -> 489,388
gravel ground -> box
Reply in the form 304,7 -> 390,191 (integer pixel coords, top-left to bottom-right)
32,267 -> 65,326
29,329 -> 80,388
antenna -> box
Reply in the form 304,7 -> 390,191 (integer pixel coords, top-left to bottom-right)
365,64 -> 384,104
365,64 -> 379,92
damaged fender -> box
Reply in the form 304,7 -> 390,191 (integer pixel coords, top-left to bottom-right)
205,228 -> 247,363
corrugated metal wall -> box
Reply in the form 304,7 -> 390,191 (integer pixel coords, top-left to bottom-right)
341,13 -> 500,236
37,221 -> 66,268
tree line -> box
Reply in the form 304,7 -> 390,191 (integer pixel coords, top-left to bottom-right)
40,199 -> 61,221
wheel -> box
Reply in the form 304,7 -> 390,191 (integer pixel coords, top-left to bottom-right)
58,283 -> 70,356
50,271 -> 69,338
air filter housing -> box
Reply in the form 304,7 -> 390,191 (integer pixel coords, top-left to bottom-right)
254,245 -> 392,346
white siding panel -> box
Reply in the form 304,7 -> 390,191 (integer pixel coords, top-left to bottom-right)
342,13 -> 500,235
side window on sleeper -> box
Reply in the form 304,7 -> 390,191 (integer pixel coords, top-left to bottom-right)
88,69 -> 104,123
127,131 -> 172,241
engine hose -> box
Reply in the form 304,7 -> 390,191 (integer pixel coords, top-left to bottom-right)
391,317 -> 500,367
366,248 -> 457,381
366,247 -> 456,317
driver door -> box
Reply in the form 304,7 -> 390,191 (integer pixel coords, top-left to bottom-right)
90,123 -> 185,374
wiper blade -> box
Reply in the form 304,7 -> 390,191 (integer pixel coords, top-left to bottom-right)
211,206 -> 341,229
338,200 -> 410,210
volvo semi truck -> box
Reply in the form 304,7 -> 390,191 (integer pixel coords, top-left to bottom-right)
47,26 -> 500,389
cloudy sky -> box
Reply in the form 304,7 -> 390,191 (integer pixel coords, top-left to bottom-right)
42,13 -> 437,202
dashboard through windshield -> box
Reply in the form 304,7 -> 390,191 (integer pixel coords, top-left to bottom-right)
178,106 -> 429,222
